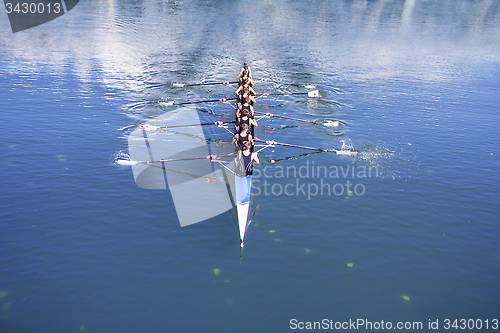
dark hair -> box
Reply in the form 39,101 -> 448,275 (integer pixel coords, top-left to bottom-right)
241,108 -> 249,117
242,140 -> 251,151
240,123 -> 248,131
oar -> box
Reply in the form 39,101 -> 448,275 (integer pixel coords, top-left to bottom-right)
116,153 -> 235,166
254,78 -> 316,89
174,78 -> 316,89
254,111 -> 345,126
163,90 -> 319,106
258,90 -> 320,98
173,81 -> 239,88
178,96 -> 238,105
254,138 -> 356,155
139,121 -> 236,131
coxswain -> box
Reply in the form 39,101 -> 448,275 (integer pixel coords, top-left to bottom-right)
237,140 -> 259,177
237,62 -> 252,79
231,123 -> 254,149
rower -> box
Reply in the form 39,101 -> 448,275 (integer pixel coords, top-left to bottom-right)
236,140 -> 259,177
237,62 -> 252,79
238,74 -> 254,88
237,107 -> 257,127
237,97 -> 255,119
235,83 -> 256,104
231,123 -> 254,149
237,107 -> 257,138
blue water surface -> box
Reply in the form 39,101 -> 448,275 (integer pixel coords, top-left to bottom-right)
1,1 -> 499,332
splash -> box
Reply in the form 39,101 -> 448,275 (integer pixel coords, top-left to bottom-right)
321,119 -> 346,136
347,141 -> 415,179
354,143 -> 394,162
323,120 -> 342,127
112,150 -> 131,165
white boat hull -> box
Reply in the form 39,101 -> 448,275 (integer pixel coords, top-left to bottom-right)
235,174 -> 252,247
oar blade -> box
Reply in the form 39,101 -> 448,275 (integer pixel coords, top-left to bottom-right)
140,124 -> 159,131
322,120 -> 344,127
336,150 -> 357,156
308,90 -> 320,98
116,159 -> 140,166
159,100 -> 175,106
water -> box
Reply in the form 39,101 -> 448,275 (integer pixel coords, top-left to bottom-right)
1,1 -> 499,332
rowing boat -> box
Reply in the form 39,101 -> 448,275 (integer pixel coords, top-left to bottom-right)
232,94 -> 255,248
116,70 -> 356,252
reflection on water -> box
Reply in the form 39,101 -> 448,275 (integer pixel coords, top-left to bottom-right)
0,0 -> 498,92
